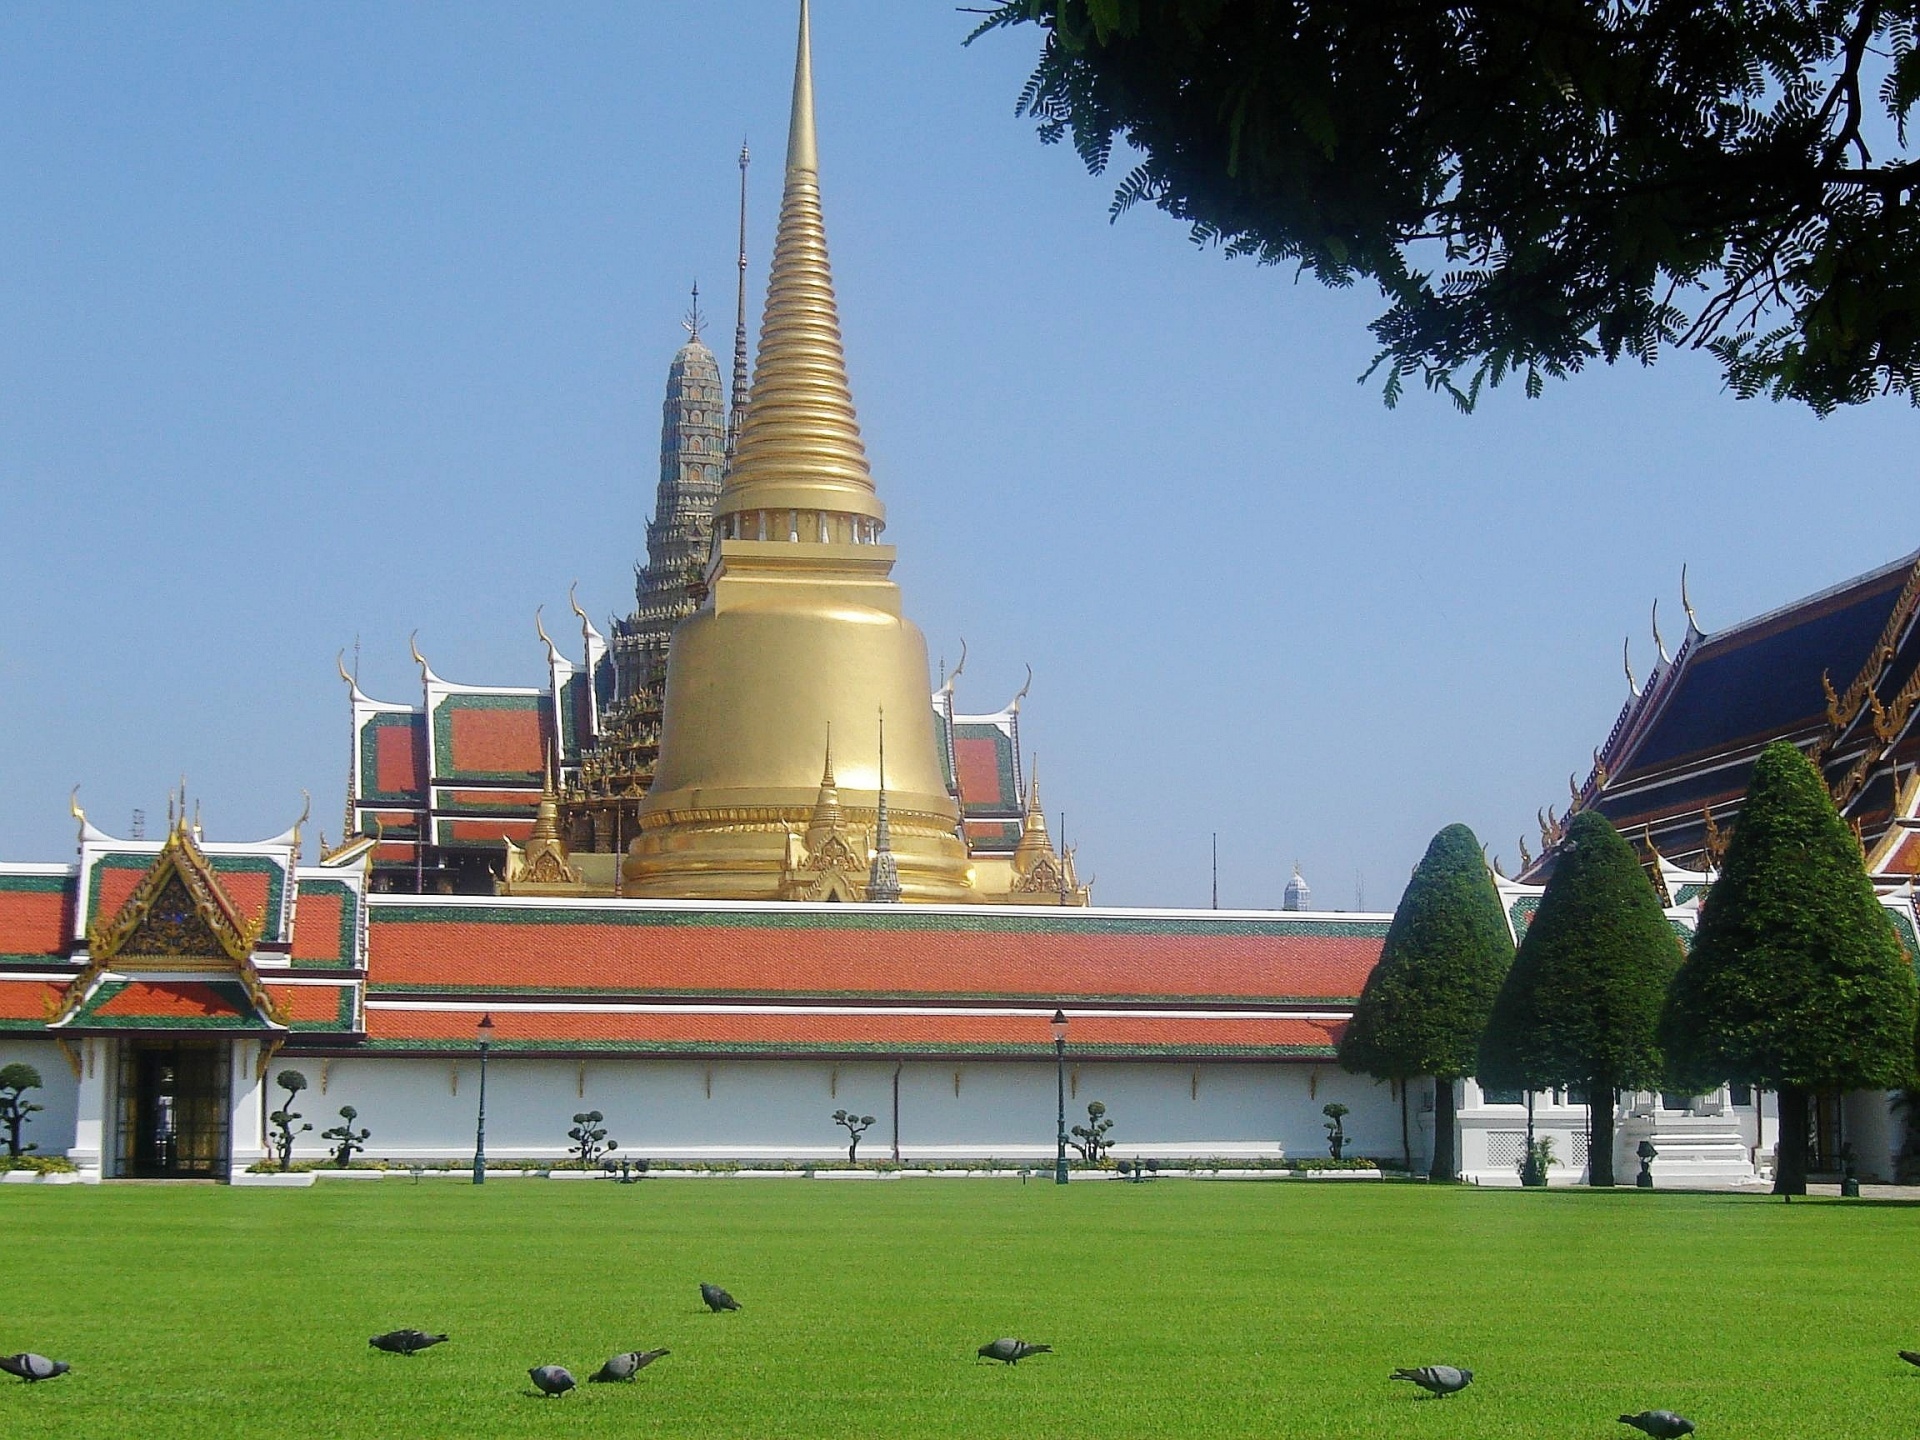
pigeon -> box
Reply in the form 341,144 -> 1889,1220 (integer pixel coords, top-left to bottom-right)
1901,1350 -> 1920,1367
700,1283 -> 741,1312
1391,1365 -> 1473,1397
590,1348 -> 670,1382
528,1364 -> 576,1397
0,1353 -> 70,1383
369,1329 -> 448,1356
1619,1412 -> 1696,1438
977,1338 -> 1052,1365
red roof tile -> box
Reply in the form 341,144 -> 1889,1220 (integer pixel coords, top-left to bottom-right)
367,907 -> 1382,1002
0,979 -> 63,1021
0,887 -> 69,959
365,1007 -> 1343,1054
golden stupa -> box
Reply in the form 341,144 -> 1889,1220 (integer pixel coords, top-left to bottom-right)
623,0 -> 975,902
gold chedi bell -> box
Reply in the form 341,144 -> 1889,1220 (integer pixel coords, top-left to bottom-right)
624,0 -> 972,902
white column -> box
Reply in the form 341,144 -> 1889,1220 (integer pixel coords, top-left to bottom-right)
229,1041 -> 269,1179
68,1038 -> 110,1183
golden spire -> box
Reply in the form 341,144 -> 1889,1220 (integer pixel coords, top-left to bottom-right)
805,729 -> 843,852
1012,759 -> 1055,870
717,0 -> 882,527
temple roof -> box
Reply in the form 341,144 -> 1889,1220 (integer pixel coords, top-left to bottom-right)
362,898 -> 1384,1006
1537,548 -> 1920,877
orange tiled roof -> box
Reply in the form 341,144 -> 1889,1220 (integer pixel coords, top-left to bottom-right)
0,883 -> 70,959
362,1006 -> 1343,1056
365,904 -> 1384,1003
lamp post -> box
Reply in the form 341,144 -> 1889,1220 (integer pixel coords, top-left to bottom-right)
1051,1009 -> 1069,1185
472,1012 -> 493,1185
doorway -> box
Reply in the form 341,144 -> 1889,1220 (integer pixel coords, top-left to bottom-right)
115,1041 -> 231,1179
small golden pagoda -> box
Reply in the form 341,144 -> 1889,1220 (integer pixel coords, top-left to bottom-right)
624,0 -> 973,901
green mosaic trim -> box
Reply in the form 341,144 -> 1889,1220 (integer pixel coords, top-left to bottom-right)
934,711 -> 954,792
0,1018 -> 52,1032
1674,883 -> 1708,904
358,711 -> 427,805
293,879 -> 360,969
67,979 -> 271,1031
435,818 -> 535,848
86,851 -> 287,939
355,1038 -> 1338,1059
369,904 -> 1389,942
431,692 -> 545,784
1888,907 -> 1919,964
368,982 -> 1363,1006
1508,895 -> 1539,941
432,789 -> 542,815
0,872 -> 72,895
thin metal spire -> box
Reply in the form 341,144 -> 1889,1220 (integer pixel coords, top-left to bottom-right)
683,281 -> 704,344
728,139 -> 752,461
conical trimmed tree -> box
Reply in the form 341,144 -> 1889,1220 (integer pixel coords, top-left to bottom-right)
1339,823 -> 1513,1180
1660,740 -> 1916,1196
1477,811 -> 1680,1185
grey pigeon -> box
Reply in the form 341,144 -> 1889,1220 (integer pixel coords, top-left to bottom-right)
977,1338 -> 1052,1365
1619,1412 -> 1695,1438
590,1348 -> 670,1382
528,1364 -> 576,1397
700,1283 -> 740,1312
369,1329 -> 447,1356
1901,1350 -> 1920,1367
0,1353 -> 69,1383
1392,1365 -> 1473,1397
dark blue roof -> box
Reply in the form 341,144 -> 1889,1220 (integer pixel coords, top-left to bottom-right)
1623,563 -> 1912,774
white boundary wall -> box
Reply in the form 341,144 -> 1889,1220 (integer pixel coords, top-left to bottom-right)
258,1056 -> 1415,1166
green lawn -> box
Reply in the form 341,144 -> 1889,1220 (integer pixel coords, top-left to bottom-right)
3,1178 -> 1918,1437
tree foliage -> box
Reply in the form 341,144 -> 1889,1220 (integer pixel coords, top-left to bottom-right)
269,1069 -> 311,1173
1339,823 -> 1513,1082
1477,810 -> 1680,1183
1068,1100 -> 1115,1162
1338,822 -> 1511,1180
975,0 -> 1920,413
1661,741 -> 1916,1095
832,1108 -> 877,1163
1477,811 -> 1679,1094
0,1062 -> 44,1158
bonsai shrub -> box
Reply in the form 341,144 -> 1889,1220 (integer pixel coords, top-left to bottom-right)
1339,823 -> 1513,1179
0,1063 -> 45,1157
1068,1100 -> 1114,1162
1478,811 -> 1680,1185
831,1109 -> 875,1163
567,1110 -> 617,1167
1661,740 -> 1917,1196
269,1070 -> 312,1172
1322,1102 -> 1350,1159
320,1106 -> 371,1168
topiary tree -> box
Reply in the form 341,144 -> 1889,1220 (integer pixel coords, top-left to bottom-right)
1477,811 -> 1681,1186
1321,1102 -> 1350,1159
269,1069 -> 311,1172
831,1109 -> 875,1163
1339,823 -> 1513,1179
1068,1100 -> 1114,1163
0,1063 -> 45,1158
1660,740 -> 1918,1196
567,1110 -> 617,1168
320,1106 -> 371,1168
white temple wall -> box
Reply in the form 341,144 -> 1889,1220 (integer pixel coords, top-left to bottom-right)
0,1037 -> 78,1160
270,1056 -> 1410,1165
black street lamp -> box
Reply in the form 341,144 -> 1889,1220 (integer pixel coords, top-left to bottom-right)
1051,1009 -> 1069,1185
472,1012 -> 494,1185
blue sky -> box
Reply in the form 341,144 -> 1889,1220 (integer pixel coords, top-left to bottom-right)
1,3 -> 1912,909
